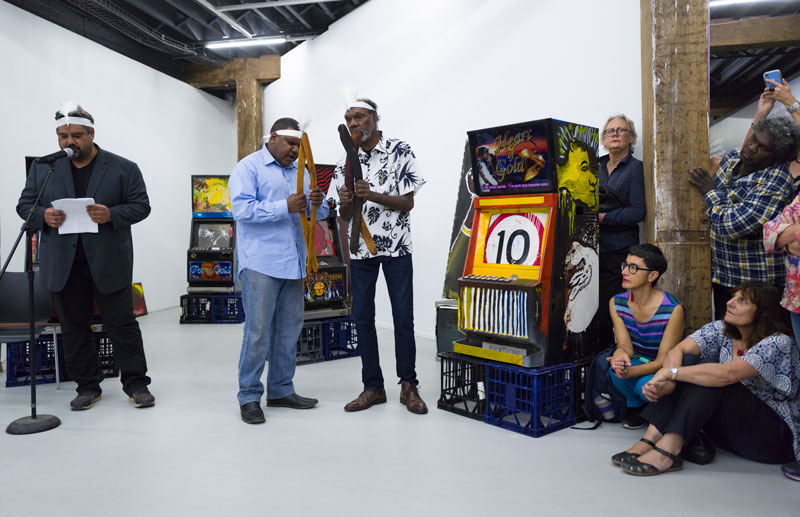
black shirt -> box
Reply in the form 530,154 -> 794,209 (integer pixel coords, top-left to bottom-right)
598,153 -> 646,253
70,152 -> 97,264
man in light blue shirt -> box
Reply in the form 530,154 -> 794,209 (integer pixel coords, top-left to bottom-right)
229,117 -> 329,424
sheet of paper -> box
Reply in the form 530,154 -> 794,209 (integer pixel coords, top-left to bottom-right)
51,198 -> 98,234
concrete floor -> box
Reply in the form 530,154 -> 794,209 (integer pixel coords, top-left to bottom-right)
1,308 -> 798,516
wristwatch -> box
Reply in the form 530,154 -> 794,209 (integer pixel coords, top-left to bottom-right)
670,367 -> 679,381
789,101 -> 800,114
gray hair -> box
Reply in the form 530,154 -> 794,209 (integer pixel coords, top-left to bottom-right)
601,114 -> 637,154
752,117 -> 800,166
54,104 -> 94,133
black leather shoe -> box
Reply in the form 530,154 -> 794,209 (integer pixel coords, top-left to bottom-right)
240,402 -> 265,424
266,393 -> 318,409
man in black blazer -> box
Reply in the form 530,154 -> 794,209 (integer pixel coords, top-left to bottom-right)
17,103 -> 155,410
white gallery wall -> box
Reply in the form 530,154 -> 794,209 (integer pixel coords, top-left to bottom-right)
0,2 -> 237,312
264,0 -> 643,339
711,73 -> 800,154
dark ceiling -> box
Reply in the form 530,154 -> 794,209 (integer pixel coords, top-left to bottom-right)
6,0 -> 799,118
5,0 -> 368,80
710,0 -> 800,120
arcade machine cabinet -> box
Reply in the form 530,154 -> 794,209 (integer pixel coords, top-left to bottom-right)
454,118 -> 600,367
187,175 -> 236,294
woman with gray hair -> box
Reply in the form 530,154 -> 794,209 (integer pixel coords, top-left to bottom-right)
597,114 -> 647,353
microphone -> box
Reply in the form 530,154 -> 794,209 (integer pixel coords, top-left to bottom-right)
35,148 -> 74,163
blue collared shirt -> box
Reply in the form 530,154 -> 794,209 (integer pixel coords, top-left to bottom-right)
229,144 -> 329,280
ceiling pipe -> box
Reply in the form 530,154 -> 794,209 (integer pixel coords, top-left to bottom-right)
216,0 -> 340,12
194,0 -> 254,38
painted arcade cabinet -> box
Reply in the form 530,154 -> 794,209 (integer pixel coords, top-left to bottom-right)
454,118 -> 600,367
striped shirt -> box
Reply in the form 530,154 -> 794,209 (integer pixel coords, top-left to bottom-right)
614,290 -> 682,360
707,149 -> 793,287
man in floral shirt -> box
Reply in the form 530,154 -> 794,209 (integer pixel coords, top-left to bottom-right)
328,98 -> 428,414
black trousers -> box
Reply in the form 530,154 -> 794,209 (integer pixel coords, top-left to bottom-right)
52,260 -> 150,395
642,355 -> 794,464
598,251 -> 627,348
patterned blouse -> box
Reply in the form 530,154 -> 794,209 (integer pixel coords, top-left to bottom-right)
692,321 -> 800,461
763,192 -> 800,313
328,134 -> 426,260
706,149 -> 792,288
614,290 -> 682,360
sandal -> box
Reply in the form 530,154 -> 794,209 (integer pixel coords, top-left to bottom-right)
621,446 -> 683,476
611,438 -> 655,466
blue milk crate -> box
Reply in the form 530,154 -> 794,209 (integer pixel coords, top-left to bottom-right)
323,316 -> 358,360
211,293 -> 245,323
485,362 -> 576,437
297,321 -> 324,365
5,334 -> 61,387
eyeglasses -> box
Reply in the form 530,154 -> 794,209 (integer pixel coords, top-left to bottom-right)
621,262 -> 653,274
603,128 -> 630,137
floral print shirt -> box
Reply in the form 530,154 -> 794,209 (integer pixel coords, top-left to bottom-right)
692,321 -> 800,461
764,192 -> 800,313
328,134 -> 425,259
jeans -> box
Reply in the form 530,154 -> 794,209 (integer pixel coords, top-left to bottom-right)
52,260 -> 150,395
790,310 -> 800,352
608,358 -> 652,408
350,254 -> 417,391
237,268 -> 304,405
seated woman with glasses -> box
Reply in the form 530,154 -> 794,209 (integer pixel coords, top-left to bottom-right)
607,244 -> 684,430
597,114 -> 647,350
613,281 -> 800,477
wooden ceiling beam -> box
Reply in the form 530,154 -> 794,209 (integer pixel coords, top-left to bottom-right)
711,15 -> 800,52
185,55 -> 281,160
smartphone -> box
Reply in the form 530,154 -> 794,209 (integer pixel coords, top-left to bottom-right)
764,69 -> 783,87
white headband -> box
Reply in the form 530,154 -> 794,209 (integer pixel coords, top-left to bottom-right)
348,101 -> 375,112
55,116 -> 94,128
274,129 -> 302,139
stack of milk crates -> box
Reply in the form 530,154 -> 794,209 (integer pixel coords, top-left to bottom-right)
435,116 -> 603,437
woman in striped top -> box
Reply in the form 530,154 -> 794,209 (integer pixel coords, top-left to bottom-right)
607,244 -> 685,429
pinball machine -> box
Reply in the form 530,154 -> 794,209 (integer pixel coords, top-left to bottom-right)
453,118 -> 600,367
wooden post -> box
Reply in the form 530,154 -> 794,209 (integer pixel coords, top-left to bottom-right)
185,55 -> 280,161
641,0 -> 711,331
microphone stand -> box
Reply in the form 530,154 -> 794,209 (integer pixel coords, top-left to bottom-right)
2,161 -> 61,434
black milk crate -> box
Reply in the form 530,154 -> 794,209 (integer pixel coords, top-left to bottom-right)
57,331 -> 120,381
323,316 -> 358,360
485,362 -> 576,437
572,359 -> 591,424
297,320 -> 324,365
211,293 -> 245,323
93,331 -> 120,378
437,352 -> 487,421
5,334 -> 61,387
180,294 -> 212,323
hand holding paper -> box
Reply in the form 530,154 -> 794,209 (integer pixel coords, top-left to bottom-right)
51,198 -> 99,234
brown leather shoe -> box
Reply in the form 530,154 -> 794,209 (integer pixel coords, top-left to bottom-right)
400,383 -> 428,414
344,389 -> 387,412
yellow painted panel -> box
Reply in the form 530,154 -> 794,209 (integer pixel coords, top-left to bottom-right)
453,342 -> 525,366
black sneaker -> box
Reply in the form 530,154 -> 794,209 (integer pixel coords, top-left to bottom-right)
128,387 -> 156,408
70,391 -> 102,411
621,414 -> 647,430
